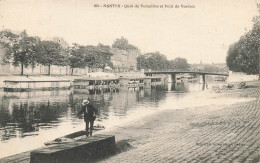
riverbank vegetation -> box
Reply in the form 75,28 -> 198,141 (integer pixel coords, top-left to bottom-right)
226,14 -> 260,75
0,32 -> 191,75
0,30 -> 115,75
137,53 -> 190,71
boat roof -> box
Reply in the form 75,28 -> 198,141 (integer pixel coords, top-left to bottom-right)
74,77 -> 119,81
145,76 -> 162,79
119,76 -> 161,79
4,76 -> 71,82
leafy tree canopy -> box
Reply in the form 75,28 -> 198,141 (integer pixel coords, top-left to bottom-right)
137,52 -> 170,71
226,16 -> 260,74
137,52 -> 190,71
36,40 -> 63,66
112,37 -> 139,51
69,44 -> 88,69
0,30 -> 20,62
170,57 -> 190,70
36,40 -> 65,75
0,30 -> 39,75
68,44 -> 114,73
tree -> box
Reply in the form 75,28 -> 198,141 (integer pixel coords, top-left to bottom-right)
68,44 -> 114,74
202,64 -> 228,73
84,45 -> 114,72
0,30 -> 39,75
96,43 -> 114,71
137,52 -> 169,71
0,30 -> 19,63
84,45 -> 100,70
170,58 -> 190,70
29,36 -> 41,73
96,43 -> 113,60
251,16 -> 260,79
68,44 -> 88,75
226,34 -> 259,74
137,55 -> 148,70
226,16 -> 260,75
36,40 -> 63,75
112,37 -> 139,51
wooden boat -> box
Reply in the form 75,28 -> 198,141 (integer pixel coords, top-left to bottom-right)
44,125 -> 105,145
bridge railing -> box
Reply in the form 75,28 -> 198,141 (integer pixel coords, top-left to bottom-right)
143,70 -> 229,76
145,69 -> 192,72
144,69 -> 228,74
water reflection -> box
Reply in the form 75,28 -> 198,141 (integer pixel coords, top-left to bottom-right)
168,82 -> 189,92
0,81 -> 203,158
0,100 -> 69,140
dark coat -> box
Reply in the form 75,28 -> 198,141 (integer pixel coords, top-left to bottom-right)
77,103 -> 97,122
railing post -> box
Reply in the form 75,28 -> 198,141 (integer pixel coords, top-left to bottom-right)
202,74 -> 206,83
202,82 -> 206,90
201,74 -> 206,90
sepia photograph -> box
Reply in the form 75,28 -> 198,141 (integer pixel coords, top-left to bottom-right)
0,0 -> 259,162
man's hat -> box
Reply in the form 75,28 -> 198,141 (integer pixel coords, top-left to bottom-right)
82,100 -> 89,105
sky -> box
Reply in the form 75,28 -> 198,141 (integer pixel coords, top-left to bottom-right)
0,0 -> 259,64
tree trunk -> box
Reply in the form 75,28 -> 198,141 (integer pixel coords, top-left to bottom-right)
21,63 -> 24,75
71,68 -> 74,75
48,65 -> 51,76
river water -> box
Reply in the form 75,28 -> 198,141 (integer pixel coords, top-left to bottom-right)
0,79 -> 250,158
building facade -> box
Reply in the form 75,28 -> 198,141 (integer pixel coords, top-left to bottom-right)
52,37 -> 69,48
110,48 -> 140,72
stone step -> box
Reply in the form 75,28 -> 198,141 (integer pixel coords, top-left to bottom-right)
30,134 -> 115,163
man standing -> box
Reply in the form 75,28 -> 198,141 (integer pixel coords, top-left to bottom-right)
77,100 -> 98,136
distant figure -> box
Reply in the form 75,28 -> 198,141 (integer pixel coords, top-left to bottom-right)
77,100 -> 98,136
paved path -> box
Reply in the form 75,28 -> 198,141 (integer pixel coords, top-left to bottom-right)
99,86 -> 260,163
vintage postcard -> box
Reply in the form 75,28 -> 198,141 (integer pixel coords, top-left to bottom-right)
0,0 -> 259,162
